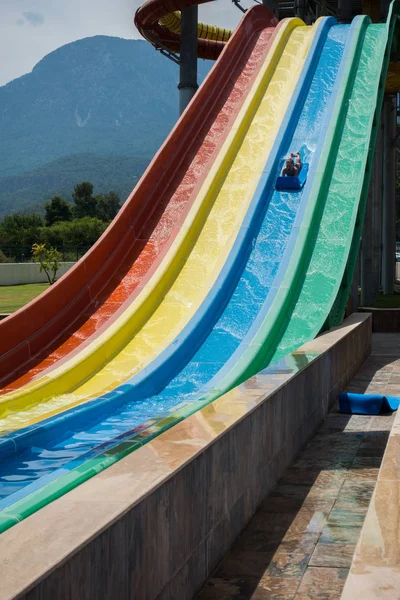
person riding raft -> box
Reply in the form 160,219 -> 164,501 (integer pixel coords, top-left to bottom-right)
282,152 -> 302,177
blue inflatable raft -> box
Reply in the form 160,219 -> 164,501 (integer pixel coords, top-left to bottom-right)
275,163 -> 309,191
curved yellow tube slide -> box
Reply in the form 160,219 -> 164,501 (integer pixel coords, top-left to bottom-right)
160,11 -> 232,42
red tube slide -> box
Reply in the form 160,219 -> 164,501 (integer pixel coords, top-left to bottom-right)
135,0 -> 227,60
0,4 -> 278,392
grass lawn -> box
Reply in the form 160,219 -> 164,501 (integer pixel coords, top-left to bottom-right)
0,283 -> 49,313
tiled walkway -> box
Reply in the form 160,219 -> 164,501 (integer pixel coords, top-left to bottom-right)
197,333 -> 400,600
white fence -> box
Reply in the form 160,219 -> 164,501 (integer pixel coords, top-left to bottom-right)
1,260 -> 399,288
0,262 -> 75,286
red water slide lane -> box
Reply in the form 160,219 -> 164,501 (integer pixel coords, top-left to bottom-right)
0,5 -> 279,392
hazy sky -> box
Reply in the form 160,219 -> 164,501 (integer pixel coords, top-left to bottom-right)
0,0 -> 254,86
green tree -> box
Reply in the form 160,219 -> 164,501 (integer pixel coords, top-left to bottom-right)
96,191 -> 121,221
72,182 -> 97,218
0,213 -> 43,243
45,196 -> 72,226
32,243 -> 62,285
0,250 -> 14,263
0,213 -> 43,260
40,217 -> 108,251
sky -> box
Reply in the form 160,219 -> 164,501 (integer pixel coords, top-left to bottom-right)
0,0 -> 254,87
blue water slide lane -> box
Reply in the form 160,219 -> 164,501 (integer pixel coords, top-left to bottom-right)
0,18 -> 354,509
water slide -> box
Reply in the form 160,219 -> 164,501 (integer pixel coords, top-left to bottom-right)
0,1 -> 398,533
0,3 -> 275,394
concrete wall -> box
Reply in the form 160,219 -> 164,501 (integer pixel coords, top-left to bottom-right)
0,314 -> 371,600
360,307 -> 400,332
0,262 -> 75,286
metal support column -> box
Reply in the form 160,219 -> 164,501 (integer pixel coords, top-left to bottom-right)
381,0 -> 392,20
371,114 -> 383,296
262,0 -> 279,18
361,163 -> 375,306
362,0 -> 381,22
178,6 -> 198,116
294,0 -> 306,20
382,94 -> 397,294
350,249 -> 360,314
338,0 -> 354,22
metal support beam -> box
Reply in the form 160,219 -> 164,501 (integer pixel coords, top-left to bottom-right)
382,94 -> 397,294
178,6 -> 198,116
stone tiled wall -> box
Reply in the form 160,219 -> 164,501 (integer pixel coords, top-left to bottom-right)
1,314 -> 371,600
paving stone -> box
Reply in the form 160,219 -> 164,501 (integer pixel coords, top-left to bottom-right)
294,566 -> 348,599
279,533 -> 320,555
218,551 -> 275,579
309,541 -> 359,569
318,524 -> 361,545
197,333 -> 396,600
264,551 -> 310,580
334,480 -> 377,510
327,507 -> 367,526
198,574 -> 300,599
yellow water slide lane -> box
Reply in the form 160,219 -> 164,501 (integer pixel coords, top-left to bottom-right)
0,19 -> 317,432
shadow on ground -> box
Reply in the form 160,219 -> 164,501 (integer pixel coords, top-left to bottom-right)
197,404 -> 393,600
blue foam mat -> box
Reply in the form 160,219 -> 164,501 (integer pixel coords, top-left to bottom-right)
338,392 -> 400,415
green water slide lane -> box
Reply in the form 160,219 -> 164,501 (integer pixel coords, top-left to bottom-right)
328,0 -> 400,327
269,16 -> 396,365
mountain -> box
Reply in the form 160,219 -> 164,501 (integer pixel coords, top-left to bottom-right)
0,153 -> 150,218
0,35 -> 211,188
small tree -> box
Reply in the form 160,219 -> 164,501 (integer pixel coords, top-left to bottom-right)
32,243 -> 62,285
